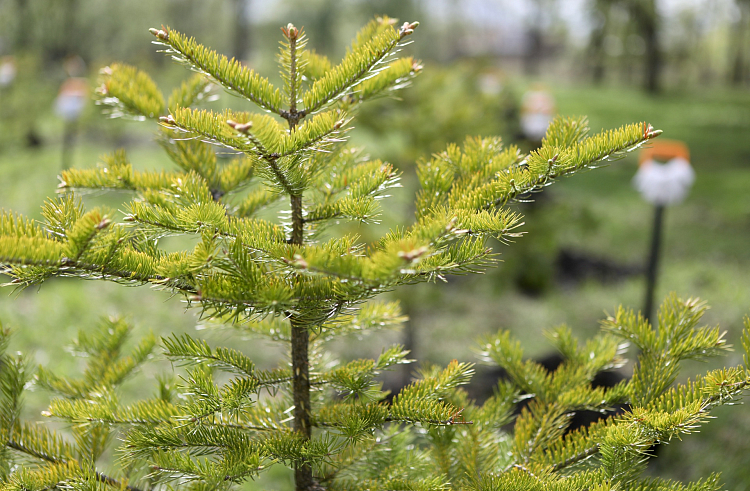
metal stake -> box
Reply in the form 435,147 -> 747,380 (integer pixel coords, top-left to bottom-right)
643,204 -> 664,324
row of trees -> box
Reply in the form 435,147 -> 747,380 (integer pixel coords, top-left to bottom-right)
2,0 -> 749,88
586,0 -> 750,91
1,0 -> 747,154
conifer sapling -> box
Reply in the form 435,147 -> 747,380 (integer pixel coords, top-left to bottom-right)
1,16 -> 749,491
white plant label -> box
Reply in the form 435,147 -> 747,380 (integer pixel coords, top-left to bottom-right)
633,156 -> 695,206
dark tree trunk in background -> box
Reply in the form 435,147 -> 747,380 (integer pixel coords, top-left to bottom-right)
524,27 -> 544,76
629,0 -> 661,93
63,0 -> 78,57
642,16 -> 660,93
588,0 -> 616,84
401,316 -> 416,389
14,0 -> 32,51
396,292 -> 417,389
233,0 -> 251,61
730,1 -> 750,85
588,25 -> 607,84
523,0 -> 547,76
44,0 -> 80,61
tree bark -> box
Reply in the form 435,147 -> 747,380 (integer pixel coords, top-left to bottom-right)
730,2 -> 749,85
232,0 -> 251,62
288,118 -> 312,488
642,16 -> 660,93
291,316 -> 313,491
630,0 -> 661,94
589,28 -> 606,84
14,0 -> 31,51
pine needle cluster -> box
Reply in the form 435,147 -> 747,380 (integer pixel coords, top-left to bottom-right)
2,16 -> 745,491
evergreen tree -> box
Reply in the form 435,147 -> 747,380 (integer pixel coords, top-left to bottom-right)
1,17 -> 748,491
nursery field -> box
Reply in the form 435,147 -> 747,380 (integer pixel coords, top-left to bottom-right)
1,78 -> 750,487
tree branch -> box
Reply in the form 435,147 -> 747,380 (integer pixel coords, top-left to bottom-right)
549,444 -> 600,473
6,440 -> 144,491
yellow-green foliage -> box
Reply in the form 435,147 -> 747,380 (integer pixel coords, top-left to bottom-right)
300,49 -> 333,81
61,150 -> 182,192
155,26 -> 285,114
97,63 -> 165,119
302,20 -> 407,113
3,299 -> 747,490
168,73 -> 212,112
3,16 -> 740,491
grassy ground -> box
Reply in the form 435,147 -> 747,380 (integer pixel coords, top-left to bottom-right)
1,79 -> 750,488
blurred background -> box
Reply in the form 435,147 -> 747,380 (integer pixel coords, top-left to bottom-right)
1,0 -> 750,488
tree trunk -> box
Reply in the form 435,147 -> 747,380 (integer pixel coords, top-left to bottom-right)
291,317 -> 313,491
642,16 -> 660,93
589,28 -> 607,84
63,0 -> 78,57
290,201 -> 312,490
630,0 -> 661,93
730,2 -> 749,85
289,146 -> 313,489
14,0 -> 31,51
232,0 -> 251,61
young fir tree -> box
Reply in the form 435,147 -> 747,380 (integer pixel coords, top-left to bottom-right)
1,17 -> 749,491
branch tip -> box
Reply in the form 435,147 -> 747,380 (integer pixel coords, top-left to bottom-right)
399,21 -> 419,38
398,245 -> 428,262
96,218 -> 111,230
283,254 -> 308,269
281,23 -> 300,41
227,119 -> 253,134
643,122 -> 661,139
149,27 -> 169,41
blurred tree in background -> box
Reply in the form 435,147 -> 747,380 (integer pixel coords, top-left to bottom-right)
730,0 -> 750,84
